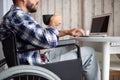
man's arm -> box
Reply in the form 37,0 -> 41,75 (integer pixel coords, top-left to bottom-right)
59,30 -> 70,37
9,11 -> 59,48
59,28 -> 85,37
48,13 -> 85,37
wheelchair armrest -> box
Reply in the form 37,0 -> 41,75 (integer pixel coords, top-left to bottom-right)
57,39 -> 78,47
25,39 -> 78,48
18,39 -> 81,58
57,39 -> 80,58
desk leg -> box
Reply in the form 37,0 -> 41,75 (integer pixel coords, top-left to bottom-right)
102,42 -> 110,80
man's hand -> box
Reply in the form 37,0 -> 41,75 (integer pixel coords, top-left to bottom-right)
59,28 -> 85,37
68,28 -> 85,37
49,13 -> 62,27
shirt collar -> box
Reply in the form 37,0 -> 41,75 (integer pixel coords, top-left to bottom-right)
10,5 -> 31,15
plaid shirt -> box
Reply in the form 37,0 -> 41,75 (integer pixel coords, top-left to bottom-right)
1,5 -> 59,65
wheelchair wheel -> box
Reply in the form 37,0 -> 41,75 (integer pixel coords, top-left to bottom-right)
0,65 -> 61,80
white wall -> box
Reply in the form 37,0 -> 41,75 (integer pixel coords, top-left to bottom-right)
83,0 -> 120,36
0,0 -> 13,60
32,0 -> 83,39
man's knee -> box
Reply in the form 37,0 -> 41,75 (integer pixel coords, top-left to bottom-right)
81,47 -> 95,57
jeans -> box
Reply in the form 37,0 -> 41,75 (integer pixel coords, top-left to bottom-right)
45,46 -> 101,80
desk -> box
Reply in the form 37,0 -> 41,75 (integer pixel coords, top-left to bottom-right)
74,36 -> 120,80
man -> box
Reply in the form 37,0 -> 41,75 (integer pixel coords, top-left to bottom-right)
1,0 -> 101,80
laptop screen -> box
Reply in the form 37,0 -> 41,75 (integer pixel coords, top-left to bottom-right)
91,15 -> 110,33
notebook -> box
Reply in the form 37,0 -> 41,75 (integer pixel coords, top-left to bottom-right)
83,14 -> 111,37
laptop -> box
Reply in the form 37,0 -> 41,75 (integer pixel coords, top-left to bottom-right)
84,14 -> 111,37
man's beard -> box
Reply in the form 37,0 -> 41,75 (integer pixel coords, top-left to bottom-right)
26,4 -> 38,13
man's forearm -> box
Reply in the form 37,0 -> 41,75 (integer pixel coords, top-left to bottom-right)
59,28 -> 85,37
59,30 -> 70,37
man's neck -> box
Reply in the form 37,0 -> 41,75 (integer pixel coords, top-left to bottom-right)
14,2 -> 28,13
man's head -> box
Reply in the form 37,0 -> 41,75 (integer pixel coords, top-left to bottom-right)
12,0 -> 40,13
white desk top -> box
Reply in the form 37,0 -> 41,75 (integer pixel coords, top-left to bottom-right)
74,36 -> 120,42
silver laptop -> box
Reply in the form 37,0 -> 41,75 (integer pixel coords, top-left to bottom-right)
85,14 -> 111,37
